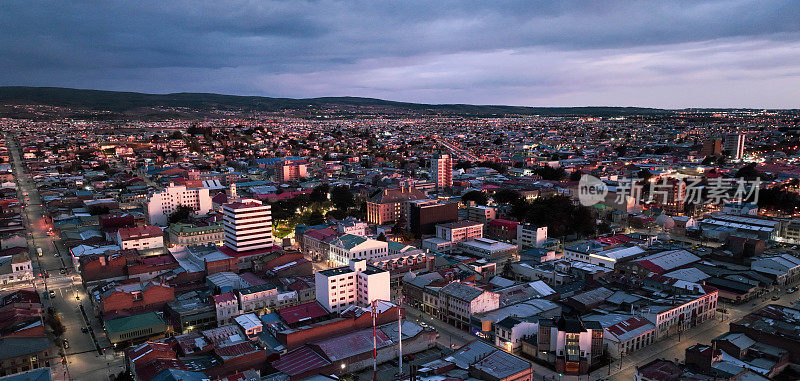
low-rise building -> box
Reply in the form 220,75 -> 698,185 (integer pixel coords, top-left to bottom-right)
436,281 -> 500,330
115,225 -> 164,251
0,253 -> 32,285
521,314 -> 604,375
105,311 -> 169,346
167,222 -> 224,246
328,234 -> 388,266
458,238 -> 518,261
604,316 -> 657,358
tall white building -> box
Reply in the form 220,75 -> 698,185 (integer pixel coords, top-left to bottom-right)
315,260 -> 390,313
222,199 -> 274,253
433,154 -> 453,189
723,133 -> 745,161
146,183 -> 212,226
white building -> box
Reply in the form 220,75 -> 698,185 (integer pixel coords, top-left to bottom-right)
0,253 -> 33,285
337,217 -> 369,236
604,316 -> 656,358
145,183 -> 212,226
495,316 -> 540,352
723,133 -> 745,160
315,260 -> 390,314
234,313 -> 263,337
432,154 -> 453,189
644,286 -> 718,340
436,281 -> 500,330
328,234 -> 388,266
223,199 -> 274,253
115,225 -> 164,251
564,242 -> 645,269
517,224 -> 547,248
458,237 -> 518,261
212,292 -> 239,326
722,202 -> 758,216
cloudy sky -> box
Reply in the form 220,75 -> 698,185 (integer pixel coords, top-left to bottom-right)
2,1 -> 800,108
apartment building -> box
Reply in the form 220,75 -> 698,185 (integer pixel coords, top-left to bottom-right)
315,260 -> 390,314
466,205 -> 496,224
432,154 -> 453,189
145,183 -> 212,226
516,224 -> 547,248
366,186 -> 425,225
222,199 -> 274,253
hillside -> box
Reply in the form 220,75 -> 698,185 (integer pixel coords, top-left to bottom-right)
0,86 -> 670,119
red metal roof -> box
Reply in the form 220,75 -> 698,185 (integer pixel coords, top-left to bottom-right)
278,301 -> 328,325
488,219 -> 519,229
272,346 -> 330,376
118,225 -> 163,241
212,292 -> 236,304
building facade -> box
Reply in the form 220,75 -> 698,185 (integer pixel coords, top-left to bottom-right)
222,199 -> 274,253
146,183 -> 212,226
315,260 -> 390,314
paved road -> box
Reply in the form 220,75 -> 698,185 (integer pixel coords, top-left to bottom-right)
6,135 -> 125,381
434,137 -> 479,162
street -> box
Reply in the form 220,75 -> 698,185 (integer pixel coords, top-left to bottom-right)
6,135 -> 126,381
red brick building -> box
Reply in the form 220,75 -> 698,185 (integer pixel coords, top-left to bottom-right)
99,281 -> 175,317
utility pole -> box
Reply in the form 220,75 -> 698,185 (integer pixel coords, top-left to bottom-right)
398,305 -> 403,375
372,300 -> 377,380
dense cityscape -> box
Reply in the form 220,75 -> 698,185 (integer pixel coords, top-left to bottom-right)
0,96 -> 797,381
3,2 -> 800,381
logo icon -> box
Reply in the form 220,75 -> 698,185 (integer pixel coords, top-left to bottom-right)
578,175 -> 608,206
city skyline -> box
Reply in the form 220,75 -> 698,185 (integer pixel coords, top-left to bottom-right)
2,1 -> 800,108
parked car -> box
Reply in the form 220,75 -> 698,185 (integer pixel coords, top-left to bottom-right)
63,339 -> 69,349
81,327 -> 88,334
786,287 -> 797,294
49,290 -> 55,298
771,295 -> 781,301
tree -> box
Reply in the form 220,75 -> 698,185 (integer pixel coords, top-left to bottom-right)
735,163 -> 761,181
310,184 -> 330,204
569,171 -> 583,181
493,189 -> 521,205
376,232 -> 387,241
637,169 -> 653,180
533,165 -> 567,180
330,186 -> 355,210
168,205 -> 195,223
462,190 -> 488,206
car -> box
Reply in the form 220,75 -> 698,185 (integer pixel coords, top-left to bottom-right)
59,269 -> 66,275
49,290 -> 55,298
771,295 -> 781,301
81,327 -> 89,333
63,339 -> 69,349
787,287 -> 798,294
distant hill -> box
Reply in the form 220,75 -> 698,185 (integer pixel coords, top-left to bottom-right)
0,86 -> 671,118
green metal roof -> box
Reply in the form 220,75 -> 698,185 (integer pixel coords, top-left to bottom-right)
105,312 -> 166,334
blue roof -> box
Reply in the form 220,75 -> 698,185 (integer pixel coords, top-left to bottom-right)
152,369 -> 207,381
255,157 -> 305,165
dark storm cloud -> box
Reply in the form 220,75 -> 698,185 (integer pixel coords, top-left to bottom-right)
1,0 -> 799,107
